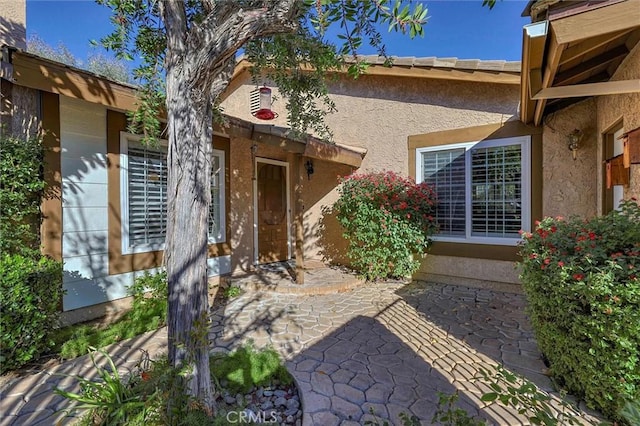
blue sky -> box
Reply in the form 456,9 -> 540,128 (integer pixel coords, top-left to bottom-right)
26,0 -> 531,63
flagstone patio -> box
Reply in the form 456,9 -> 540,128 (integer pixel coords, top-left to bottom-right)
0,280 -> 600,425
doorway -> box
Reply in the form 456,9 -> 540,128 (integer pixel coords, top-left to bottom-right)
254,159 -> 290,264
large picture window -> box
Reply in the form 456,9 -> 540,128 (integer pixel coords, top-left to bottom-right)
416,136 -> 530,245
120,133 -> 225,254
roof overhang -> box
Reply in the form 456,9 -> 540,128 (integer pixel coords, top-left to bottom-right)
520,0 -> 640,125
1,47 -> 139,112
229,56 -> 520,88
217,115 -> 366,168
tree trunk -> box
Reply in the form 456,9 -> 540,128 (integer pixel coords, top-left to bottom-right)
165,66 -> 214,412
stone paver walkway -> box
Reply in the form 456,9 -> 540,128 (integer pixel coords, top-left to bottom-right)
0,281 -> 599,425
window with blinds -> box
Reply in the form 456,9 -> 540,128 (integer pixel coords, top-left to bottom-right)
127,146 -> 168,246
417,136 -> 530,244
471,145 -> 522,238
121,133 -> 225,253
422,148 -> 466,236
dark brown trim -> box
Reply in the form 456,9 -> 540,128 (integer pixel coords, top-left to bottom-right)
107,110 -> 232,275
408,120 -> 542,261
429,242 -> 519,261
40,91 -> 62,261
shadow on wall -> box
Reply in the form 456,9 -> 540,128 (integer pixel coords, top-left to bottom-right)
300,160 -> 353,266
0,16 -> 26,51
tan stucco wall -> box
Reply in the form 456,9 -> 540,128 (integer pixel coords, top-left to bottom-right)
541,98 -> 599,218
222,72 -> 520,274
596,41 -> 640,205
0,0 -> 26,50
227,135 -> 293,274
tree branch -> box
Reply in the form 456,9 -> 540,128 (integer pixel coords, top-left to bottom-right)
187,0 -> 301,90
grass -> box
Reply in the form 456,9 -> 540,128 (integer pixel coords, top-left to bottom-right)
53,306 -> 166,360
209,344 -> 292,394
51,271 -> 168,360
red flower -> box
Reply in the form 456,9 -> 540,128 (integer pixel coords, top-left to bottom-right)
557,261 -> 564,267
589,232 -> 596,240
398,201 -> 408,210
543,258 -> 551,265
573,273 -> 584,281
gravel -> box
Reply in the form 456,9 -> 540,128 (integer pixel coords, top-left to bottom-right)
217,383 -> 302,425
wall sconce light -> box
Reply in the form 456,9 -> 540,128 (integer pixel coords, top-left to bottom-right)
567,129 -> 583,160
305,160 -> 314,180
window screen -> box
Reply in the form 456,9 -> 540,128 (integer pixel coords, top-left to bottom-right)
471,145 -> 522,238
422,148 -> 466,236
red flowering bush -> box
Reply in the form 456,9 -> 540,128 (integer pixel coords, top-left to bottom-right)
333,171 -> 437,280
519,199 -> 640,422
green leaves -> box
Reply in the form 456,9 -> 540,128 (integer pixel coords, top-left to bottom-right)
519,200 -> 640,422
0,135 -> 46,257
332,171 -> 437,280
0,254 -> 63,373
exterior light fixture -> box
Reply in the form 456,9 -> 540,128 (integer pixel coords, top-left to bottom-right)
567,129 -> 583,160
252,86 -> 278,121
305,159 -> 314,180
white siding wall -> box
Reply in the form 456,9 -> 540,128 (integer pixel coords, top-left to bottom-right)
60,97 -> 133,311
60,97 -> 230,311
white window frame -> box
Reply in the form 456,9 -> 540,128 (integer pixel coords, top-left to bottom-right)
120,132 -> 226,254
208,149 -> 226,244
416,135 -> 531,246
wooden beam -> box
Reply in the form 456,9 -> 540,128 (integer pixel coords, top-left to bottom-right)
292,155 -> 305,284
534,28 -> 566,125
529,68 -> 543,98
520,21 -> 547,124
559,28 -> 632,65
554,44 -> 629,86
532,79 -> 640,99
552,0 -> 640,45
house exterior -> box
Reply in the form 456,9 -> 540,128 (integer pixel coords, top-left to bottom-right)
1,0 -> 638,321
221,58 -> 529,291
519,0 -> 640,215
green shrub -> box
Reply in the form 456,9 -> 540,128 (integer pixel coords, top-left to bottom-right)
59,271 -> 168,359
333,171 -> 437,280
519,200 -> 640,422
0,254 -> 63,372
0,135 -> 46,257
57,347 -> 292,426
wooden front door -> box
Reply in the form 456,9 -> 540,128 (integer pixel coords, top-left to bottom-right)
257,161 -> 289,263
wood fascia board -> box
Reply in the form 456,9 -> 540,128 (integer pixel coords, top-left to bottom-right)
520,21 -> 548,124
348,65 -> 520,85
229,58 -> 520,87
303,139 -> 364,168
552,0 -> 640,45
559,28 -> 633,65
532,79 -> 640,99
534,27 -> 566,125
554,44 -> 629,85
11,53 -> 138,111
